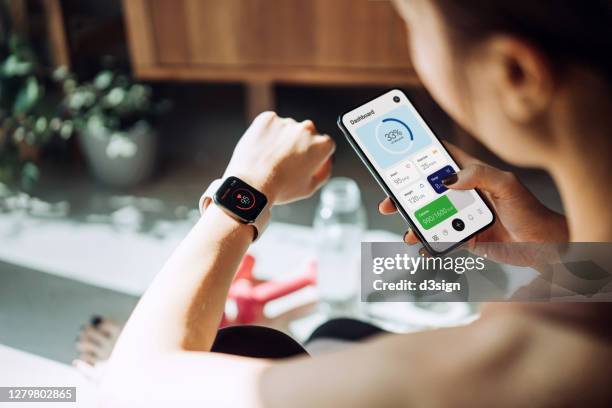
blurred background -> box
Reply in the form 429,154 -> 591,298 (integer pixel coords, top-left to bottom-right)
0,0 -> 563,369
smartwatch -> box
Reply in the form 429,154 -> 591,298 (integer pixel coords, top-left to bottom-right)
199,176 -> 271,241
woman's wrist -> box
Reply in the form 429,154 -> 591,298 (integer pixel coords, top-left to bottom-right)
199,203 -> 256,244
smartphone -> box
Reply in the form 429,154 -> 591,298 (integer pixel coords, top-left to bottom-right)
337,89 -> 495,255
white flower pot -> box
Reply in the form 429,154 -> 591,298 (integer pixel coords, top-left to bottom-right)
79,121 -> 158,188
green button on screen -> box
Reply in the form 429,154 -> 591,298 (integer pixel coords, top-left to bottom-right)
414,195 -> 458,230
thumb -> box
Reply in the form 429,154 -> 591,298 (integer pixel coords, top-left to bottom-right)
443,163 -> 519,200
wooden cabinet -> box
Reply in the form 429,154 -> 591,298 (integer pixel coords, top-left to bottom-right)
122,0 -> 419,117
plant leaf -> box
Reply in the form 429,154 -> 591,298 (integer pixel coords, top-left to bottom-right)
13,76 -> 41,114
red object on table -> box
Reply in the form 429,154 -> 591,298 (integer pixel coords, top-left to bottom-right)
220,254 -> 317,326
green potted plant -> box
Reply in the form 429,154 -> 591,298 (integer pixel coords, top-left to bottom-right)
56,63 -> 170,188
0,35 -> 70,191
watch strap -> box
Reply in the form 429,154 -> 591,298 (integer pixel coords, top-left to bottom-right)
199,178 -> 270,241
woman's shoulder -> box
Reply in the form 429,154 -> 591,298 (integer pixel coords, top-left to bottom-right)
369,307 -> 612,406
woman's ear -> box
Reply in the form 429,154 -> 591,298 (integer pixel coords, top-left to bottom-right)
485,36 -> 555,123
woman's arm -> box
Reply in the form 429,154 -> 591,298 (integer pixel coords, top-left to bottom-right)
103,111 -> 334,375
109,204 -> 253,361
103,300 -> 585,408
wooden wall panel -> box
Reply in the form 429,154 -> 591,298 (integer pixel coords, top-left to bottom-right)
145,0 -> 411,68
122,0 -> 157,70
312,0 -> 412,69
123,0 -> 418,85
151,0 -> 190,64
184,0 -> 243,65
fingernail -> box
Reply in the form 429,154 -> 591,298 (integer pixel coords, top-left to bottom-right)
91,315 -> 103,327
442,173 -> 458,186
419,247 -> 432,258
403,230 -> 410,243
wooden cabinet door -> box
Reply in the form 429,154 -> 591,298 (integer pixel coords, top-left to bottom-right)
123,0 -> 417,85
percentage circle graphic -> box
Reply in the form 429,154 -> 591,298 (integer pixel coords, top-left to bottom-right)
375,117 -> 414,154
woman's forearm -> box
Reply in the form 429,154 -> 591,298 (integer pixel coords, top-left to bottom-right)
109,204 -> 253,363
103,113 -> 334,404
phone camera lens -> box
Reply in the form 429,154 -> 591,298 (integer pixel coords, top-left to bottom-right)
393,96 -> 400,103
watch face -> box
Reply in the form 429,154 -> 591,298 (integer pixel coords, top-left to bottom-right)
213,176 -> 268,223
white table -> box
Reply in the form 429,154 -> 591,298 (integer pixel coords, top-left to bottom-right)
0,211 -> 399,296
0,211 -> 404,348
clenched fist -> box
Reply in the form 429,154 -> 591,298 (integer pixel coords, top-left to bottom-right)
224,111 -> 335,205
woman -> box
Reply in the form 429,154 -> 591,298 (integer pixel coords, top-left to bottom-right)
101,0 -> 612,406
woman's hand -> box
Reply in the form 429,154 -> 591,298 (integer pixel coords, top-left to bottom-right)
224,111 -> 335,204
379,143 -> 568,263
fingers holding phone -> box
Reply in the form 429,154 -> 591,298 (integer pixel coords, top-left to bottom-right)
339,89 -> 495,255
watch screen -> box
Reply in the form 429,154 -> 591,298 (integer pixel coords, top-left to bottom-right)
214,176 -> 268,223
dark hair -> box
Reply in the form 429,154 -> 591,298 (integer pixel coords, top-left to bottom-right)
431,0 -> 612,80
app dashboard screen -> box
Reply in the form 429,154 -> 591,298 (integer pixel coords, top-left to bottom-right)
342,91 -> 493,249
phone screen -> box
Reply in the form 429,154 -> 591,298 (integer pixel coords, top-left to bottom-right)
338,89 -> 494,254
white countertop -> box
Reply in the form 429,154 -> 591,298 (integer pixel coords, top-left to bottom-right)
0,211 -> 400,296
